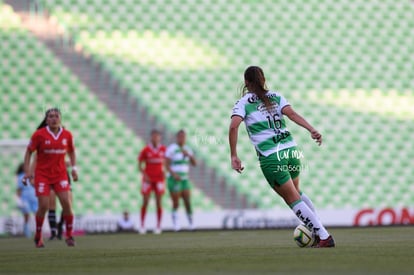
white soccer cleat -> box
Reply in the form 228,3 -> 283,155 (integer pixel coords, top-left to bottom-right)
153,227 -> 162,235
189,223 -> 196,231
173,223 -> 181,232
138,227 -> 147,235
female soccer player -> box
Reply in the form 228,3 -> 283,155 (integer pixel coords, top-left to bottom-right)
166,130 -> 197,231
229,66 -> 335,248
31,156 -> 60,240
56,162 -> 74,240
16,163 -> 38,238
23,108 -> 78,248
138,129 -> 166,234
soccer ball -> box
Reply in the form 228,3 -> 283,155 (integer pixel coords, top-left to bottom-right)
293,224 -> 315,248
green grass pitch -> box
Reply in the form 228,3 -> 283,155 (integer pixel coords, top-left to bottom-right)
0,227 -> 413,274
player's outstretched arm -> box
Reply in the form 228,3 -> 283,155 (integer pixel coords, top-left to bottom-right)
282,105 -> 322,146
229,116 -> 244,173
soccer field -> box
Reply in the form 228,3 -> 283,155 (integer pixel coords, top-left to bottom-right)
0,227 -> 413,274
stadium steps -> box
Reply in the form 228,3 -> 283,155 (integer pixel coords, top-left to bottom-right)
6,0 -> 253,209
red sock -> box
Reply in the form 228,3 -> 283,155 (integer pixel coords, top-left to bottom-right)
141,206 -> 147,227
35,215 -> 44,240
157,208 -> 162,228
63,215 -> 74,238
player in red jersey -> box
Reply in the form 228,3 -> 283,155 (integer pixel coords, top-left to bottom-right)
23,108 -> 78,248
138,129 -> 166,234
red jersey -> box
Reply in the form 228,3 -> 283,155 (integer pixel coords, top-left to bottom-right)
28,126 -> 75,179
138,144 -> 166,182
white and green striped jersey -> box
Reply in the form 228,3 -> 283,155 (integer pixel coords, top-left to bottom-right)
165,143 -> 194,179
231,91 -> 296,157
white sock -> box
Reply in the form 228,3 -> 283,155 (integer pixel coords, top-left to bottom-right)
187,213 -> 193,225
172,210 -> 178,226
291,200 -> 330,239
300,192 -> 316,213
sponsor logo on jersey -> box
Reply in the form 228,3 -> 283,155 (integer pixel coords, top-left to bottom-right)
257,103 -> 278,113
44,149 -> 67,154
147,158 -> 163,163
248,93 -> 279,103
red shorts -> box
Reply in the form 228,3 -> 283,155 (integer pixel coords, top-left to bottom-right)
141,181 -> 165,195
34,174 -> 70,196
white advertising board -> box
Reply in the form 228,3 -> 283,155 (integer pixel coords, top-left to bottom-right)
1,207 -> 413,235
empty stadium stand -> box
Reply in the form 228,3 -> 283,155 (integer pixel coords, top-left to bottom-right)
0,2 -> 219,217
35,0 -> 414,209
2,0 -> 413,214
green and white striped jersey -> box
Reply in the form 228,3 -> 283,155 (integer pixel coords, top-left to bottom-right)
165,143 -> 194,179
231,91 -> 296,157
